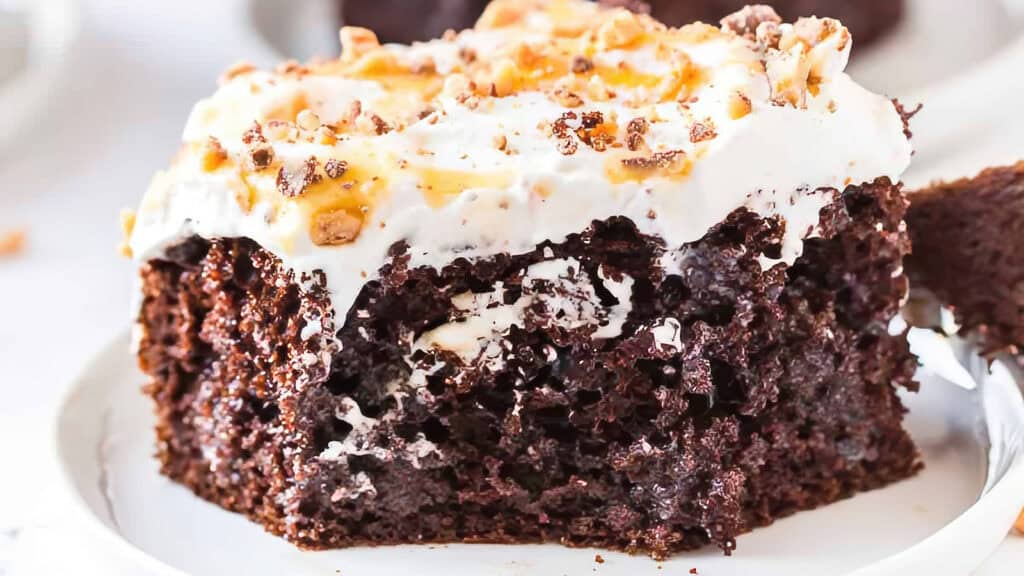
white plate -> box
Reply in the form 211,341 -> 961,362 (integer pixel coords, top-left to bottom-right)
54,331 -> 1024,576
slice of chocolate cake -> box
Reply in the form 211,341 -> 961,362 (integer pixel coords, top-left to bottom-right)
906,162 -> 1024,357
125,0 -> 919,559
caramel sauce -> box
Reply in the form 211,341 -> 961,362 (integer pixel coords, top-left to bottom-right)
415,166 -> 515,207
604,152 -> 693,184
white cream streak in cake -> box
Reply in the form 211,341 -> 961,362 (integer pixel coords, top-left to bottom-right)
127,0 -> 912,332
413,258 -> 634,364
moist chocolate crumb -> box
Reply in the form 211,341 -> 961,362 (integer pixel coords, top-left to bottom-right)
595,554 -> 605,564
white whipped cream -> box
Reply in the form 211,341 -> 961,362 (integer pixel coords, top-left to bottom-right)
127,0 -> 913,327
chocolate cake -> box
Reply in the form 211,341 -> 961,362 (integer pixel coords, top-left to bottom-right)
906,162 -> 1024,357
126,0 -> 919,559
340,1 -> 903,48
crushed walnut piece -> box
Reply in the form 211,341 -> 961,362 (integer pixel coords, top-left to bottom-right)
626,117 -> 648,151
277,157 -> 322,197
324,159 -> 349,179
720,5 -> 781,39
311,209 -> 363,246
242,122 -> 275,170
296,109 -> 321,132
0,228 -> 27,257
728,92 -> 753,120
200,137 -> 228,171
622,150 -> 685,171
571,55 -> 594,75
689,120 -> 717,143
552,88 -> 584,108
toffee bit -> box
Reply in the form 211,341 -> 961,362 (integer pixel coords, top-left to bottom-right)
324,159 -> 349,179
720,5 -> 781,38
622,150 -> 685,170
200,137 -> 228,171
689,120 -> 717,143
571,55 -> 595,74
0,228 -> 27,257
219,61 -> 257,85
552,88 -> 584,108
311,210 -> 363,246
277,156 -> 322,197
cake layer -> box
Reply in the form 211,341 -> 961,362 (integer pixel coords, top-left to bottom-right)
137,179 -> 920,559
906,162 -> 1024,356
126,0 -> 912,325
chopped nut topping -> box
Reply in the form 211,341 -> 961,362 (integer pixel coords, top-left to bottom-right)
720,5 -> 781,39
728,92 -> 753,119
0,228 -> 26,257
493,133 -> 508,151
571,55 -> 594,74
242,122 -> 275,170
219,61 -> 257,85
689,120 -> 717,143
556,137 -> 578,155
296,109 -> 321,131
491,59 -> 520,97
200,137 -> 228,171
339,27 -> 380,63
324,159 -> 349,179
626,117 -> 648,151
277,157 -> 322,197
370,114 -> 391,135
621,149 -> 685,171
552,88 -> 584,108
311,209 -> 363,246
596,10 -> 644,50
265,120 -> 297,142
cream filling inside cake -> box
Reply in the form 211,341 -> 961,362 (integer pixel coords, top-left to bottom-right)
126,0 -> 913,328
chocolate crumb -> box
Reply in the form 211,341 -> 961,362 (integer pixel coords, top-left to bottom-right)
324,159 -> 349,179
892,99 -> 922,140
277,157 -> 322,197
689,120 -> 717,143
243,122 -> 275,170
595,554 -> 605,564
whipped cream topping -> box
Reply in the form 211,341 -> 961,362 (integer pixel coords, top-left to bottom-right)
127,0 -> 912,324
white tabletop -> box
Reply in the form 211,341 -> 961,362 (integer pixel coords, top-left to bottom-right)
0,0 -> 1021,573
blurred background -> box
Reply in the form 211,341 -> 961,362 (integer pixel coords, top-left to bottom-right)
2,0 -> 1024,572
